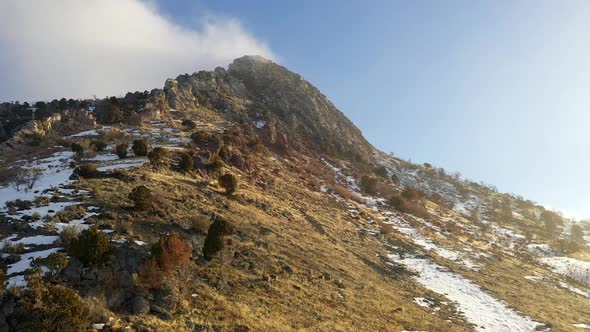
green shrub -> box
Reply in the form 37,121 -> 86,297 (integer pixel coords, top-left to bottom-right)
179,152 -> 194,172
132,139 -> 149,156
191,130 -> 211,145
73,163 -> 100,178
128,185 -> 153,211
71,142 -> 84,157
148,147 -> 168,167
92,140 -> 108,151
391,174 -> 400,185
218,173 -> 238,195
115,142 -> 128,159
203,217 -> 234,261
68,227 -> 113,266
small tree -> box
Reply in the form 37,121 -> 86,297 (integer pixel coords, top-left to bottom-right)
68,227 -> 113,266
128,185 -> 153,211
179,152 -> 194,172
115,142 -> 128,159
148,147 -> 168,167
203,217 -> 234,261
218,173 -> 238,195
132,139 -> 149,156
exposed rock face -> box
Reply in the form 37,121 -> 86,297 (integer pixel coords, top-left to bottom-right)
164,56 -> 374,161
0,110 -> 95,154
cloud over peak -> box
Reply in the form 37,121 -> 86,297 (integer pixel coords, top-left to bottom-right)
0,0 -> 274,101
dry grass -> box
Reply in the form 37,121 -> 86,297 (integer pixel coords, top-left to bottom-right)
76,156 -> 470,331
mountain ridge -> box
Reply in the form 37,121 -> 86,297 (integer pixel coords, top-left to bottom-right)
0,55 -> 588,331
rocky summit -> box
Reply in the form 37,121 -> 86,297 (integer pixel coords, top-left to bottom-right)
0,56 -> 588,332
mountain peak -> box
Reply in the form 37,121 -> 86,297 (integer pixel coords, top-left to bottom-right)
165,55 -> 374,161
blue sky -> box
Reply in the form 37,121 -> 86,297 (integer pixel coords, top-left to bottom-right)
154,0 -> 590,219
1,1 -> 588,219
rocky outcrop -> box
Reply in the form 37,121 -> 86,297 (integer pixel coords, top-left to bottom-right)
163,56 -> 374,161
0,110 -> 95,155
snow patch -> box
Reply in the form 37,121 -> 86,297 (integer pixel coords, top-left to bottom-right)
389,254 -> 542,332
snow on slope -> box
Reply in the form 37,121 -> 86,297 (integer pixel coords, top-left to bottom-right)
388,254 -> 541,332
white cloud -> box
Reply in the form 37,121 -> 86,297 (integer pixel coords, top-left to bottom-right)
0,0 -> 274,102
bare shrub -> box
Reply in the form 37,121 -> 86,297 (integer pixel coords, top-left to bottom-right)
326,183 -> 365,204
59,225 -> 80,249
9,167 -> 43,192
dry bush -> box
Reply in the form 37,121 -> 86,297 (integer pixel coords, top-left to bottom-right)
401,187 -> 426,202
327,183 -> 365,204
381,224 -> 395,235
98,127 -> 127,141
360,175 -> 379,195
9,168 -> 43,192
115,142 -> 129,159
152,233 -> 192,273
192,215 -> 212,234
389,195 -> 430,219
51,205 -> 86,224
138,233 -> 192,289
2,240 -> 25,254
5,199 -> 33,210
137,258 -> 164,290
301,160 -> 336,184
33,252 -> 68,280
23,282 -> 90,332
59,225 -> 79,249
0,166 -> 17,186
73,163 -> 100,179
